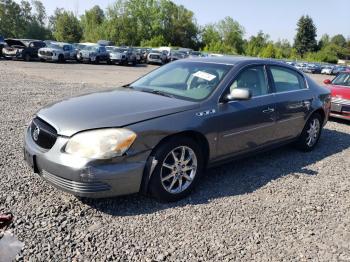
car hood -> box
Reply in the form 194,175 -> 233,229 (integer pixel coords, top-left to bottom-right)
328,85 -> 350,100
40,47 -> 61,52
37,89 -> 199,137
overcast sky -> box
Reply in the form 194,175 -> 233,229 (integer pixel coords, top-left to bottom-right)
32,0 -> 349,42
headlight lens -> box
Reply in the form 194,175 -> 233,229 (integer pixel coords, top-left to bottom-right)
65,128 -> 137,159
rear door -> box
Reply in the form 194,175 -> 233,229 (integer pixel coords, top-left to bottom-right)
267,65 -> 312,140
216,65 -> 277,158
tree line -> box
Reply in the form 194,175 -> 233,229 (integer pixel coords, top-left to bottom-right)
1,0 -> 349,63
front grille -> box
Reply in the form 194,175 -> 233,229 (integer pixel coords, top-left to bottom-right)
39,50 -> 53,56
331,97 -> 350,106
150,55 -> 160,59
30,117 -> 57,149
42,170 -> 111,193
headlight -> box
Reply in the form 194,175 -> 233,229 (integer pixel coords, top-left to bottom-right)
65,128 -> 137,159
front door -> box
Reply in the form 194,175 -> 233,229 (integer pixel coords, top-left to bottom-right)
216,65 -> 277,158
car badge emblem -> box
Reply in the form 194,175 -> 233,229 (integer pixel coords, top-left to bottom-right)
33,124 -> 40,141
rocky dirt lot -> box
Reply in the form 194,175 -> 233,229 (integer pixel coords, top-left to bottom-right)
0,60 -> 349,261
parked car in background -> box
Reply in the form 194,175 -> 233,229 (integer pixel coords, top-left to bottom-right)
303,64 -> 321,74
321,65 -> 334,75
2,39 -> 45,61
168,50 -> 188,62
106,46 -> 137,65
135,48 -> 150,63
24,57 -> 330,202
189,51 -> 205,58
0,35 -> 5,57
75,43 -> 96,60
331,66 -> 350,75
38,42 -> 77,62
295,63 -> 307,71
77,45 -> 111,64
147,49 -> 167,65
324,72 -> 350,120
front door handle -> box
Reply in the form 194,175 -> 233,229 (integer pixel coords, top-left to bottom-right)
262,107 -> 275,113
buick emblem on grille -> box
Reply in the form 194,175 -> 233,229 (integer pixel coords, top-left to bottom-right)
32,124 -> 40,141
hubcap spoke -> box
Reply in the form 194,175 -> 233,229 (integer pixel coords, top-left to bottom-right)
180,147 -> 186,161
183,173 -> 192,182
171,151 -> 178,162
162,163 -> 174,170
169,177 -> 177,191
162,172 -> 176,182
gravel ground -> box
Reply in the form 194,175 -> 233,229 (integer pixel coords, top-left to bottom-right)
0,60 -> 349,261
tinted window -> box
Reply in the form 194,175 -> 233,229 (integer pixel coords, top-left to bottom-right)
99,47 -> 106,52
270,66 -> 306,92
230,66 -> 269,97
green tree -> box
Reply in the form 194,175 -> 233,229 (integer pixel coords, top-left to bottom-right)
80,5 -> 105,42
260,43 -> 277,58
274,39 -> 292,58
245,31 -> 269,56
0,0 -> 26,37
331,34 -> 347,48
201,17 -> 244,54
217,17 -> 245,54
318,34 -> 330,50
52,10 -> 82,42
294,15 -> 317,56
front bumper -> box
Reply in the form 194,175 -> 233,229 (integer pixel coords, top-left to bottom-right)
330,99 -> 350,120
38,54 -> 59,61
24,126 -> 149,198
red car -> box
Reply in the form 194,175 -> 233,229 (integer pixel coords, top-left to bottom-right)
324,72 -> 350,120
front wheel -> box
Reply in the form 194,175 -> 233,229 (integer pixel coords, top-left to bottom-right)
148,137 -> 204,202
296,113 -> 323,151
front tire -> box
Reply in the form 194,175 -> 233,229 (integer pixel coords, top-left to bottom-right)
24,53 -> 31,62
148,137 -> 204,202
296,113 -> 323,151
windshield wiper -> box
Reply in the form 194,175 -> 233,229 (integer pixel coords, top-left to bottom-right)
139,89 -> 174,98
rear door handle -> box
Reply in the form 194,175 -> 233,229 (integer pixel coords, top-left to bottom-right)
262,107 -> 275,113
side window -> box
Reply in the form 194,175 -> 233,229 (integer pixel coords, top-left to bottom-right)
230,66 -> 269,97
270,66 -> 306,93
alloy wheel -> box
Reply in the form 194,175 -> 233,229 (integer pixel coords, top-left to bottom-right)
160,146 -> 197,194
306,118 -> 320,147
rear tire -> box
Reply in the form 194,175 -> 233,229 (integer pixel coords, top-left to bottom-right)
296,113 -> 323,152
58,54 -> 65,63
148,137 -> 204,202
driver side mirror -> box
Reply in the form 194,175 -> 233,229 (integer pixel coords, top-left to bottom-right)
323,79 -> 331,85
225,88 -> 252,102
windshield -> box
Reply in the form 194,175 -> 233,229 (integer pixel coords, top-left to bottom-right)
130,61 -> 232,101
86,46 -> 98,51
332,73 -> 350,87
47,43 -> 61,49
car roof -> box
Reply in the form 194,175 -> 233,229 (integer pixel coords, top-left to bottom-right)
183,56 -> 280,65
